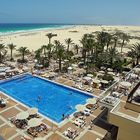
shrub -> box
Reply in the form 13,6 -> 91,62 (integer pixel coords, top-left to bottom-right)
17,59 -> 28,63
102,74 -> 114,81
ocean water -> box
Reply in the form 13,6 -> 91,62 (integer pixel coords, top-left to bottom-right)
0,23 -> 73,35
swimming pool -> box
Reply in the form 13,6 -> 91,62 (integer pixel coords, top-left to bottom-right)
0,74 -> 93,123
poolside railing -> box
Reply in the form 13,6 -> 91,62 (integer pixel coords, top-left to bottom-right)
99,65 -> 140,100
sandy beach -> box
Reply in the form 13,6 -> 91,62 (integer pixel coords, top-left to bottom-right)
1,25 -> 140,54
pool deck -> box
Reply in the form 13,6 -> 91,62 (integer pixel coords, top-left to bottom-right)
0,92 -> 107,140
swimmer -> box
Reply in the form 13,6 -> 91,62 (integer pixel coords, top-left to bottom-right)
69,106 -> 73,110
62,114 -> 65,120
37,95 -> 42,102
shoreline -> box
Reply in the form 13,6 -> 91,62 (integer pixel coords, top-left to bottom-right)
0,25 -> 75,36
1,24 -> 140,37
0,25 -> 140,52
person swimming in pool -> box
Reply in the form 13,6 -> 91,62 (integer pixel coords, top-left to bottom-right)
62,114 -> 65,120
37,95 -> 42,102
69,92 -> 72,95
68,105 -> 73,110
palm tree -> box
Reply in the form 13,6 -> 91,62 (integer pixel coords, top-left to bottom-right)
107,47 -> 119,66
73,44 -> 79,54
41,45 -> 47,58
46,44 -> 53,65
127,49 -> 136,67
80,34 -> 88,64
53,40 -> 60,52
35,48 -> 42,63
65,38 -> 73,52
119,32 -> 130,53
106,33 -> 112,51
132,43 -> 140,65
80,34 -> 95,64
55,43 -> 65,72
8,43 -> 16,61
46,33 -> 57,44
96,31 -> 109,52
112,35 -> 118,49
17,47 -> 29,63
0,44 -> 6,63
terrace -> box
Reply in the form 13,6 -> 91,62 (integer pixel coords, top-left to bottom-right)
109,75 -> 140,123
0,58 -> 139,140
0,92 -> 114,140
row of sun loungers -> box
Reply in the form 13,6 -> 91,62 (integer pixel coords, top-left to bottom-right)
63,103 -> 98,139
11,117 -> 28,129
63,127 -> 79,140
73,118 -> 86,128
0,96 -> 8,108
10,114 -> 49,138
27,123 -> 48,137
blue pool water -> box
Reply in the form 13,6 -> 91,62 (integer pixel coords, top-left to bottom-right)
0,74 -> 92,123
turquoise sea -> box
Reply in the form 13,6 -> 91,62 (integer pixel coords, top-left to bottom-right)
0,23 -> 73,35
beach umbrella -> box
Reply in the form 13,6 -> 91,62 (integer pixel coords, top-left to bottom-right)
87,74 -> 93,78
86,98 -> 97,104
28,108 -> 38,115
120,81 -> 131,89
34,137 -> 46,140
16,112 -> 29,120
133,68 -> 140,73
92,79 -> 100,84
23,67 -> 29,71
100,66 -> 106,70
5,69 -> 14,73
96,138 -> 101,140
71,64 -> 78,68
61,61 -> 65,64
0,72 -> 6,76
42,73 -> 49,77
49,72 -> 56,76
0,72 -> 6,75
83,76 -> 92,81
34,59 -> 38,63
68,67 -> 73,70
78,61 -> 84,65
136,89 -> 140,95
72,54 -> 81,59
75,104 -> 86,112
99,70 -> 105,74
108,72 -> 115,76
107,68 -> 113,72
100,80 -> 109,84
0,63 -> 5,67
86,104 -> 94,109
5,67 -> 12,70
28,118 -> 42,127
18,69 -> 23,73
112,91 -> 120,97
130,73 -> 138,78
64,59 -> 69,62
0,69 -> 6,72
73,112 -> 84,117
13,68 -> 19,72
77,68 -> 85,74
36,64 -> 43,68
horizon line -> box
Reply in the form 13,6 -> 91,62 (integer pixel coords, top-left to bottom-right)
0,23 -> 140,26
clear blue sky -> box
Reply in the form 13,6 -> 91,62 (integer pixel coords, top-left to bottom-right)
0,0 -> 140,25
